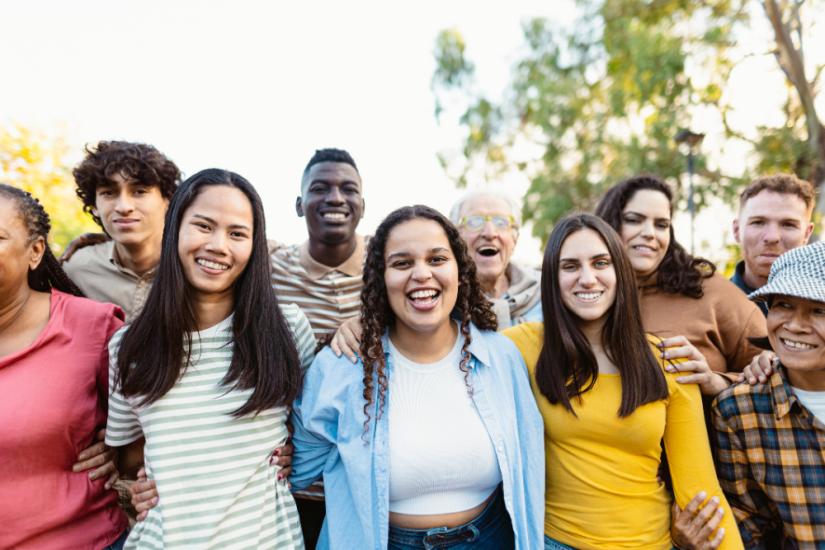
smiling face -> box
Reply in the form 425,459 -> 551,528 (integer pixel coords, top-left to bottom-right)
734,190 -> 814,289
558,228 -> 617,332
619,189 -> 672,279
0,197 -> 45,298
384,218 -> 459,339
767,295 -> 825,390
94,172 -> 169,247
296,161 -> 364,246
456,194 -> 517,294
177,185 -> 254,305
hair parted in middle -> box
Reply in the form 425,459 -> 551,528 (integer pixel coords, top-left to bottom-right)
594,174 -> 715,299
115,168 -> 302,416
535,213 -> 668,417
358,205 -> 497,436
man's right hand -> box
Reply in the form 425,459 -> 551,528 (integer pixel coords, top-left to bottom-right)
130,467 -> 158,522
59,232 -> 109,263
741,350 -> 777,385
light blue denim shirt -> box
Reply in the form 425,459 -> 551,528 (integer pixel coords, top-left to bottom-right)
290,323 -> 545,550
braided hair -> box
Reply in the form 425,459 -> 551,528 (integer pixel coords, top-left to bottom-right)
359,205 -> 497,438
0,184 -> 83,296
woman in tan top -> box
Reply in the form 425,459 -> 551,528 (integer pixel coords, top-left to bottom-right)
595,175 -> 766,397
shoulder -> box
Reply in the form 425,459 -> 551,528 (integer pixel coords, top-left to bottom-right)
303,346 -> 364,393
713,377 -> 773,421
703,272 -> 757,304
270,241 -> 301,264
52,289 -> 125,325
62,241 -> 111,272
502,321 -> 543,349
279,302 -> 308,326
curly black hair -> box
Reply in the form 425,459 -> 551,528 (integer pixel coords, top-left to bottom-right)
0,184 -> 83,295
303,148 -> 358,175
594,174 -> 715,299
73,141 -> 181,228
359,205 -> 497,438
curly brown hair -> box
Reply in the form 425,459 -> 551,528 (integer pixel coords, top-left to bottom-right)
73,141 -> 181,228
595,174 -> 715,299
359,205 -> 497,438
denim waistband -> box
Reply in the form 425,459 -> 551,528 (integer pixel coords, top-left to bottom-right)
388,486 -> 506,548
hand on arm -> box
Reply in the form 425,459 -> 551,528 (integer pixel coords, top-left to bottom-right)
59,232 -> 109,263
671,492 -> 726,549
741,351 -> 776,385
130,467 -> 158,522
330,317 -> 363,363
659,336 -> 729,396
73,428 -> 119,490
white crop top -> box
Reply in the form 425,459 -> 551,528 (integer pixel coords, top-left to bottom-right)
387,328 -> 502,515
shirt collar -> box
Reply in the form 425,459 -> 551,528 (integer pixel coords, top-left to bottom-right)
771,365 -> 799,419
731,260 -> 758,294
380,321 -> 492,369
108,240 -> 158,279
298,235 -> 365,280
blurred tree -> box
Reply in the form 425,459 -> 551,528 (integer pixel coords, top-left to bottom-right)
433,0 -> 824,241
0,124 -> 96,251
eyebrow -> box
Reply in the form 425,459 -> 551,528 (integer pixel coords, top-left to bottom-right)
386,246 -> 450,261
623,210 -> 669,221
560,253 -> 610,262
192,214 -> 251,231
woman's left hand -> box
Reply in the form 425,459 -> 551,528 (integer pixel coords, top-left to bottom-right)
270,441 -> 293,481
72,428 -> 119,490
658,336 -> 729,396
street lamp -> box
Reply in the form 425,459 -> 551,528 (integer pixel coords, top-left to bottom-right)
674,129 -> 705,255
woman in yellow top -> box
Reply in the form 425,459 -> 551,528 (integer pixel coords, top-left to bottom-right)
503,214 -> 742,550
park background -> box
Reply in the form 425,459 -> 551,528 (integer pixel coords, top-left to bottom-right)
2,0 -> 824,271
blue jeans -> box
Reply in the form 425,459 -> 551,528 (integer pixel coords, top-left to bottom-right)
544,535 -> 577,549
388,487 -> 514,549
103,530 -> 128,550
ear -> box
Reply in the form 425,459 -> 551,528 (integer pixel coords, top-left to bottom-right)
295,196 -> 304,218
803,221 -> 814,244
732,218 -> 741,243
28,236 -> 46,271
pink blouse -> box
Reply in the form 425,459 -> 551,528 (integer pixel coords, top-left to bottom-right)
0,290 -> 128,549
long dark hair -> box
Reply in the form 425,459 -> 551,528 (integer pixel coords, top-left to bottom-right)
116,169 -> 302,416
535,214 -> 667,417
594,175 -> 715,298
359,205 -> 497,434
0,184 -> 82,296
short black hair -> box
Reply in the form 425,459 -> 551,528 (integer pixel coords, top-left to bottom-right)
303,148 -> 358,175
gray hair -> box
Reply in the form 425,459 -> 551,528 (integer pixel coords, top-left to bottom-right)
449,189 -> 523,228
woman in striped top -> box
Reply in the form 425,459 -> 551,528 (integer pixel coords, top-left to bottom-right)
106,169 -> 315,550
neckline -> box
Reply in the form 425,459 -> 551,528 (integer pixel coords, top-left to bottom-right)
0,290 -> 57,368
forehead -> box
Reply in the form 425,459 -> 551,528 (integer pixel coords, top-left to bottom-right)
303,162 -> 361,187
385,218 -> 451,256
459,194 -> 512,217
741,190 -> 810,220
623,189 -> 671,217
0,197 -> 27,233
185,185 -> 253,223
560,228 -> 609,257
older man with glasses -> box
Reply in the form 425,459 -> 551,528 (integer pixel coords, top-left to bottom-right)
450,189 -> 542,328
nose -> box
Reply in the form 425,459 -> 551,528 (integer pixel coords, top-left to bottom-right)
410,261 -> 433,282
762,221 -> 781,243
578,265 -> 597,287
204,231 -> 229,255
480,219 -> 498,239
784,308 -> 811,334
639,219 -> 655,239
114,191 -> 134,213
325,186 -> 345,205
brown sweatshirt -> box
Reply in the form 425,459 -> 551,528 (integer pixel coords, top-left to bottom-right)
639,272 -> 767,373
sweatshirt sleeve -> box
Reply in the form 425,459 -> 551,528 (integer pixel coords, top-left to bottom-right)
663,374 -> 744,550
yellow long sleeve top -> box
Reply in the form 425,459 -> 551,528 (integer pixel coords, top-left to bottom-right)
503,322 -> 743,550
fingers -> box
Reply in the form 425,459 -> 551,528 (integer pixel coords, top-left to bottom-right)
130,478 -> 159,514
708,527 -> 725,549
136,466 -> 147,481
88,457 -> 116,481
683,491 -> 706,517
658,335 -> 689,349
105,469 -> 119,490
697,502 -> 724,542
73,446 -> 115,474
75,441 -> 106,464
745,351 -> 776,384
666,360 -> 709,374
279,465 -> 292,480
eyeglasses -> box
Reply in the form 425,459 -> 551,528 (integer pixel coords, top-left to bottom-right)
458,215 -> 517,232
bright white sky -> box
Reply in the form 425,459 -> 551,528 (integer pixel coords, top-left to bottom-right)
1,1 -> 822,266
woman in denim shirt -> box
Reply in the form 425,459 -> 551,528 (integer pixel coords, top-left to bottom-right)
290,205 -> 544,550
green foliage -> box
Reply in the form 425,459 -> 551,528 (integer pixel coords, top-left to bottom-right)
431,0 -> 808,243
0,124 -> 96,251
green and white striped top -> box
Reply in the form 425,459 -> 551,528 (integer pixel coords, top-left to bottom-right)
106,304 -> 315,550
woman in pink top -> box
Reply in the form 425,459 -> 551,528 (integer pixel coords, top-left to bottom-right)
0,184 -> 128,550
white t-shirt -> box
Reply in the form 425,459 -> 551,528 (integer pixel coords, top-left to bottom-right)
387,326 -> 501,515
792,386 -> 825,423
107,304 -> 315,550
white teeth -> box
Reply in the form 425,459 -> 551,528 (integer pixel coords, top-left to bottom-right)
197,258 -> 229,271
409,289 -> 438,300
323,212 -> 346,220
782,338 -> 815,351
575,291 -> 602,301
633,245 -> 655,252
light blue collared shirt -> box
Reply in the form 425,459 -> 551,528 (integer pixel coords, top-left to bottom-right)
290,323 -> 545,550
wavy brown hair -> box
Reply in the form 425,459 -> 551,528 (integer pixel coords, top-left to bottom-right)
359,205 -> 497,437
595,174 -> 714,298
535,214 -> 668,416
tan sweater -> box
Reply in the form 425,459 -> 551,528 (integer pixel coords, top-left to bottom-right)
639,272 -> 766,373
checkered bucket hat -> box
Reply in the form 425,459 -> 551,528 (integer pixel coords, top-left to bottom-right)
748,241 -> 825,304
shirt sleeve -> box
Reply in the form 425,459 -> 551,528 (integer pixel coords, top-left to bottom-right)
105,329 -> 144,447
663,374 -> 744,550
725,306 -> 768,373
712,398 -> 779,549
282,304 -> 317,373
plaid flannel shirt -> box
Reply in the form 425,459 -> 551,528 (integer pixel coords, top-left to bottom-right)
713,366 -> 825,549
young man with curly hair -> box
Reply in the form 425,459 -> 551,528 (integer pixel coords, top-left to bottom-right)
63,140 -> 181,320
